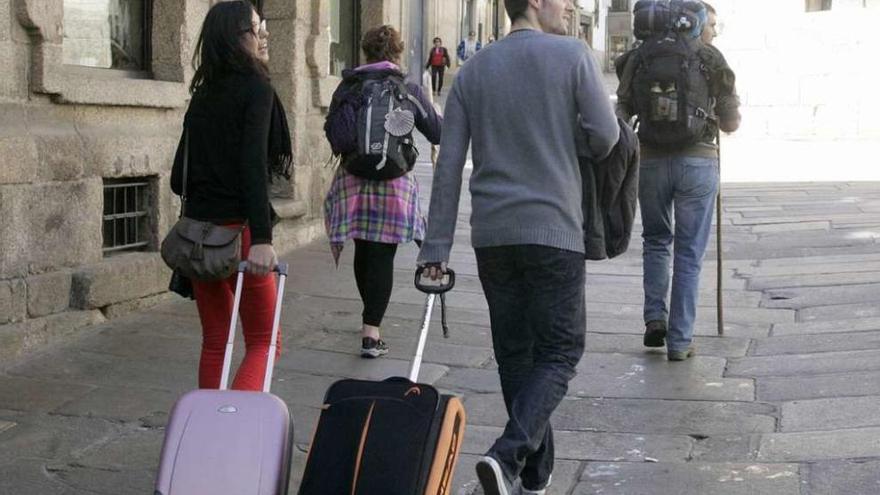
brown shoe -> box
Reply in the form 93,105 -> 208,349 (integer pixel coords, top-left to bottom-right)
643,320 -> 667,348
667,347 -> 696,361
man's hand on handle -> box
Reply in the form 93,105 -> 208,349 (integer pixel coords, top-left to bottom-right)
420,261 -> 448,281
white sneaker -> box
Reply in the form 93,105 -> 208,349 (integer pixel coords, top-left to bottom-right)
519,474 -> 552,495
475,455 -> 512,495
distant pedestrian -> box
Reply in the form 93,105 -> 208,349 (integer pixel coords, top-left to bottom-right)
616,0 -> 741,361
323,25 -> 442,359
457,31 -> 482,63
426,36 -> 451,95
170,0 -> 292,390
419,0 -> 618,493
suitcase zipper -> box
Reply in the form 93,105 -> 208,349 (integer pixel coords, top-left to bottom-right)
351,401 -> 376,495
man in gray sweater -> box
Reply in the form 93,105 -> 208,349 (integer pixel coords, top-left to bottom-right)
418,1 -> 618,493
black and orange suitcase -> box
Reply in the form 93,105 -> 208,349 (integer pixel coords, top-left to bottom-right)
297,270 -> 465,495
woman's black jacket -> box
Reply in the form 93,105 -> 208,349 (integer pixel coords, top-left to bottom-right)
171,72 -> 276,244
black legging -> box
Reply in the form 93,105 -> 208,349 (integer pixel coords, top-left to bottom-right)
353,239 -> 398,327
430,66 -> 446,94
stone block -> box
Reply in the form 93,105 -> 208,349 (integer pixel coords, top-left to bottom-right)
781,396 -> 880,432
772,317 -> 880,337
807,460 -> 880,495
0,135 -> 38,185
101,292 -> 174,319
754,331 -> 880,356
71,253 -> 171,310
575,462 -> 801,495
0,278 -> 26,324
0,375 -> 94,413
81,133 -> 176,180
26,271 -> 71,317
0,310 -> 105,367
757,371 -> 880,402
728,349 -> 880,378
0,179 -> 102,278
758,427 -> 880,462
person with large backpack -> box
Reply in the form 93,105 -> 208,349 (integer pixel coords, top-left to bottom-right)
323,25 -> 442,359
616,0 -> 740,361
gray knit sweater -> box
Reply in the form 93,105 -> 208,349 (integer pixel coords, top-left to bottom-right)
418,29 -> 619,264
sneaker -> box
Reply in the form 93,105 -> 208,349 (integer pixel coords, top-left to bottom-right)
643,320 -> 667,348
360,337 -> 389,358
519,474 -> 552,495
667,346 -> 696,361
475,455 -> 513,495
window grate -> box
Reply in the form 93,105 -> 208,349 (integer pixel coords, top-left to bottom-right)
102,179 -> 152,254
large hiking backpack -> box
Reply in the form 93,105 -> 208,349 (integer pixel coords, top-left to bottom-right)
629,31 -> 713,149
324,71 -> 427,181
634,0 -> 704,40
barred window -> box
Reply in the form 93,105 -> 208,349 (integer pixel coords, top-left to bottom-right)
611,0 -> 629,12
102,178 -> 154,254
63,0 -> 153,71
805,0 -> 832,11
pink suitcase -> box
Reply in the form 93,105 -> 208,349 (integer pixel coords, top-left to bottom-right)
155,262 -> 293,495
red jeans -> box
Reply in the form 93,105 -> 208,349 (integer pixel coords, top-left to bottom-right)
191,225 -> 279,391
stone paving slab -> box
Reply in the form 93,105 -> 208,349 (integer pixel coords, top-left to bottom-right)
299,332 -> 493,368
753,331 -> 880,355
462,395 -> 776,436
771,317 -> 880,336
728,349 -> 880,377
762,284 -> 880,310
0,459 -> 72,495
275,349 -> 449,384
748,271 -> 880,290
738,260 -> 880,277
780,396 -> 880,432
575,462 -> 802,495
462,425 -> 693,463
757,371 -> 880,401
757,427 -> 880,462
586,317 -> 771,339
798,302 -> 880,322
807,460 -> 880,495
571,353 -> 755,402
0,375 -> 95,413
583,333 -> 751,358
584,302 -> 792,325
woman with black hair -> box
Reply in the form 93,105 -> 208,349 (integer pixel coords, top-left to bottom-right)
170,0 -> 292,391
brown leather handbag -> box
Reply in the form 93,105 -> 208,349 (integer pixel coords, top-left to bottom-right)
161,131 -> 244,281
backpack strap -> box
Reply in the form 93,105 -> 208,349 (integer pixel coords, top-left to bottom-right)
388,76 -> 428,118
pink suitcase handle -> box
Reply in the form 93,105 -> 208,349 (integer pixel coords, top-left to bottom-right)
219,262 -> 289,392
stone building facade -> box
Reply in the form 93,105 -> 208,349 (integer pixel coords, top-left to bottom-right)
0,0 -> 469,365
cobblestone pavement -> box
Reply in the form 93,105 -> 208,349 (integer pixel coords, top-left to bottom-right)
2,152 -> 880,493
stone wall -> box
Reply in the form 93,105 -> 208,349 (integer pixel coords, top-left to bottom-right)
712,0 -> 880,140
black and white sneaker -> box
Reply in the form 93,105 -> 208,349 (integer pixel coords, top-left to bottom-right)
360,337 -> 389,358
475,455 -> 512,495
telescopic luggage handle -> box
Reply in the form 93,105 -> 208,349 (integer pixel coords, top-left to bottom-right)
409,267 -> 455,382
219,261 -> 289,392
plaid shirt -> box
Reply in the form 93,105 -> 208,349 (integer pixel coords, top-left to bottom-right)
324,167 -> 425,248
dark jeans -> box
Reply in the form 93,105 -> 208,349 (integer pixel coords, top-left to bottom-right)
353,239 -> 398,326
430,65 -> 446,94
475,245 -> 586,488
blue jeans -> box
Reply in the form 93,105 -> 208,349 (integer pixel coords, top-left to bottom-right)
638,156 -> 719,352
475,245 -> 586,488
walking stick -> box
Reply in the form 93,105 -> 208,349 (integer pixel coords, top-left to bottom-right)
716,129 -> 724,336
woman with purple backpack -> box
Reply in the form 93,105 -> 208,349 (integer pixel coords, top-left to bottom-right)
323,25 -> 442,358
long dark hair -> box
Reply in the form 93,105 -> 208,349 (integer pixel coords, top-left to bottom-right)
190,1 -> 268,94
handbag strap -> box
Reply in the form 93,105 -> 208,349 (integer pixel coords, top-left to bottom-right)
180,129 -> 189,218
